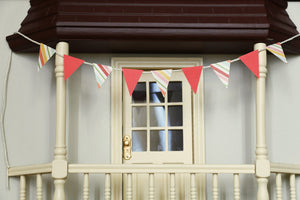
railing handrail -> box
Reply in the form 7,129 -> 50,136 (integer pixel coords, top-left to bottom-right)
68,164 -> 255,174
271,163 -> 300,174
10,162 -> 300,177
8,163 -> 52,176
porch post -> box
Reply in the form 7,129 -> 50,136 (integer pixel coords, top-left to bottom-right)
254,43 -> 270,200
52,42 -> 69,200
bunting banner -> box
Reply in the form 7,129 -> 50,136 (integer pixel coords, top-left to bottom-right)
64,55 -> 85,80
210,60 -> 231,88
182,66 -> 203,94
151,69 -> 173,97
92,64 -> 112,88
12,32 -> 300,95
266,43 -> 288,64
38,43 -> 56,70
122,68 -> 144,96
239,50 -> 259,78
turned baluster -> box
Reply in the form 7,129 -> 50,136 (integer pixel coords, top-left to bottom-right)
36,174 -> 43,200
105,173 -> 111,200
290,174 -> 296,200
212,173 -> 219,200
83,173 -> 89,200
20,176 -> 26,200
148,173 -> 155,200
190,173 -> 197,200
126,173 -> 132,200
276,173 -> 282,200
170,173 -> 176,200
233,173 -> 240,200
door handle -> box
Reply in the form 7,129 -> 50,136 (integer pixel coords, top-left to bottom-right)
123,135 -> 132,160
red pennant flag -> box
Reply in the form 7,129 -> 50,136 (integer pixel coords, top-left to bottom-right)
182,66 -> 203,94
64,55 -> 85,80
122,68 -> 143,96
239,50 -> 259,78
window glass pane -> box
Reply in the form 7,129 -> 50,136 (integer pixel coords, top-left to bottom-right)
168,106 -> 182,126
150,82 -> 164,103
132,130 -> 147,152
168,82 -> 182,102
132,106 -> 147,127
168,130 -> 183,151
150,130 -> 166,151
150,106 -> 165,127
132,82 -> 146,103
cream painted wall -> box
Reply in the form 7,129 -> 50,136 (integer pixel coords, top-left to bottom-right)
0,1 -> 300,199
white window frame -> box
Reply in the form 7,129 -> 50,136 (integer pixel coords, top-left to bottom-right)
110,57 -> 205,200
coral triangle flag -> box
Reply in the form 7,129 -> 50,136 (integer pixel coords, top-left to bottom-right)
122,68 -> 143,96
92,63 -> 112,88
239,50 -> 259,78
266,43 -> 288,64
182,66 -> 203,94
210,60 -> 231,88
151,69 -> 173,97
38,43 -> 56,70
64,55 -> 85,80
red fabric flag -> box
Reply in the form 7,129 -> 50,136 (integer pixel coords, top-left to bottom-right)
182,66 -> 203,94
64,55 -> 85,80
122,68 -> 143,96
239,50 -> 259,78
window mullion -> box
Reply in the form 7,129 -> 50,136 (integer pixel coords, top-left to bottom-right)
165,90 -> 168,152
146,80 -> 150,152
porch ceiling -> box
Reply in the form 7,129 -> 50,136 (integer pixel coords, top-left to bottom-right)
6,0 -> 300,54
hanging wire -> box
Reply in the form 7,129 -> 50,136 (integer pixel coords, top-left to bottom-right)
281,33 -> 300,44
1,50 -> 13,189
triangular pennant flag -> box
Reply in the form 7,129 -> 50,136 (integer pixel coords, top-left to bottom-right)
239,50 -> 259,78
38,43 -> 56,70
92,63 -> 112,88
182,66 -> 203,94
122,68 -> 143,96
266,42 -> 288,63
64,55 -> 85,80
151,69 -> 173,97
210,60 -> 231,88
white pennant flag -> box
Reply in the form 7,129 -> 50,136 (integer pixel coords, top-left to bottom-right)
210,60 -> 231,88
151,69 -> 173,97
266,43 -> 288,63
92,63 -> 112,88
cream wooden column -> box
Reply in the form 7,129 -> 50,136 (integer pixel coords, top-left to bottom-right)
52,42 -> 69,200
254,43 -> 270,200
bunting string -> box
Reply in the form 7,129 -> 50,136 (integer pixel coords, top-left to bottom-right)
13,31 -> 300,94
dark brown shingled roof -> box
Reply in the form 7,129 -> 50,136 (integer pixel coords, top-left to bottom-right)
6,0 -> 300,54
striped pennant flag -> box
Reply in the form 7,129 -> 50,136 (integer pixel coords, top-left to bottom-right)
38,43 -> 56,70
210,60 -> 231,88
92,64 -> 112,88
266,42 -> 288,63
151,69 -> 173,97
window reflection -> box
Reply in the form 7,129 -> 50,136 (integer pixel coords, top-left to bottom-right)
132,82 -> 146,103
150,106 -> 165,127
168,82 -> 182,102
150,130 -> 165,151
168,106 -> 183,126
168,130 -> 183,151
150,82 -> 164,103
132,130 -> 147,152
132,106 -> 147,127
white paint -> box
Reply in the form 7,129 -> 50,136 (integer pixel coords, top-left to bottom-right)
0,1 -> 300,200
